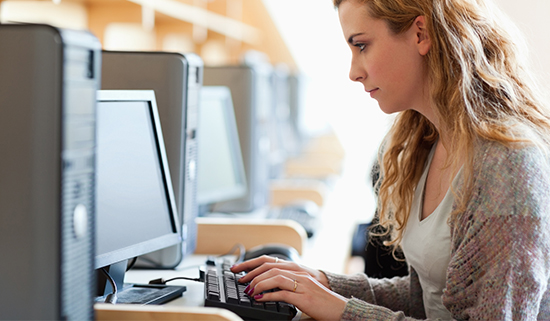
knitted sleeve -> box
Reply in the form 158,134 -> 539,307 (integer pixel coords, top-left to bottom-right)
443,141 -> 550,319
322,268 -> 426,320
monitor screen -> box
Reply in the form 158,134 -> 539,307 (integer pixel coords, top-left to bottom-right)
95,90 -> 180,269
203,65 -> 272,212
197,86 -> 246,207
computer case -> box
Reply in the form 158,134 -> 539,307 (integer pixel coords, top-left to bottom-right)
101,51 -> 202,268
203,64 -> 273,212
0,24 -> 101,320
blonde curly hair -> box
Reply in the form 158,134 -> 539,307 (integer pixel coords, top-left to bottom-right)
335,0 -> 550,247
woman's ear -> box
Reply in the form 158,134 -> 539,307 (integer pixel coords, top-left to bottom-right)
413,16 -> 431,55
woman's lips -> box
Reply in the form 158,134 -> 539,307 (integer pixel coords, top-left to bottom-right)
367,88 -> 379,98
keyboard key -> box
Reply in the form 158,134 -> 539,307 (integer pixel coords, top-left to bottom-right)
207,291 -> 220,301
252,300 -> 264,309
265,301 -> 278,311
225,291 -> 239,304
279,302 -> 293,314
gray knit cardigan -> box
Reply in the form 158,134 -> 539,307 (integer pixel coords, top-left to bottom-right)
323,140 -> 550,320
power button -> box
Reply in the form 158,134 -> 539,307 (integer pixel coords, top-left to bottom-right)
73,204 -> 88,239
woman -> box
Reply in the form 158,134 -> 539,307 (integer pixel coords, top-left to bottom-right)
231,0 -> 550,319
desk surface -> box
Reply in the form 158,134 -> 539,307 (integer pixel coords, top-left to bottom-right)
124,255 -> 210,308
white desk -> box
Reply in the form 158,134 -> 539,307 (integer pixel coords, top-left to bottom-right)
124,254 -> 211,308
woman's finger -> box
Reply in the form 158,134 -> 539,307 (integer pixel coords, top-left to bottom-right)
245,268 -> 305,297
242,262 -> 309,285
230,255 -> 330,288
245,273 -> 297,298
234,259 -> 296,283
230,255 -> 278,273
251,274 -> 348,321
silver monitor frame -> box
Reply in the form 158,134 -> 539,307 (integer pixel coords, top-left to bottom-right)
94,89 -> 181,270
197,86 -> 247,206
203,64 -> 273,213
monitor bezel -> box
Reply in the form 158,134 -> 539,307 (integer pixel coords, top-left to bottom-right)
197,86 -> 247,205
94,89 -> 181,269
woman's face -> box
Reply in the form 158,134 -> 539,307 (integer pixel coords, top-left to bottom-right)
338,0 -> 432,116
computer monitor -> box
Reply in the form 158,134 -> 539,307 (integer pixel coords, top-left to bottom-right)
94,90 -> 185,305
288,72 -> 308,152
101,51 -> 203,268
0,24 -> 100,320
203,63 -> 273,212
197,86 -> 247,214
269,64 -> 301,177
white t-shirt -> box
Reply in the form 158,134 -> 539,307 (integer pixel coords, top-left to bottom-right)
401,146 -> 459,320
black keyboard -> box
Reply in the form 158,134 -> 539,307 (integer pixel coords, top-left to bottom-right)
204,257 -> 298,320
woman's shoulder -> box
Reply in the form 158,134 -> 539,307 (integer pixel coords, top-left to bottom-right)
467,138 -> 550,215
450,138 -> 550,252
473,138 -> 550,178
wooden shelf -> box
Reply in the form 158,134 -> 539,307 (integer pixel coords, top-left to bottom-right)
0,0 -> 297,68
270,179 -> 328,207
194,217 -> 307,255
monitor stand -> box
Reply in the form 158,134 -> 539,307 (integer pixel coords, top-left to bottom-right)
96,260 -> 186,305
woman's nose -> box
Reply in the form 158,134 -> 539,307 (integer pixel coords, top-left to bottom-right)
349,56 -> 365,82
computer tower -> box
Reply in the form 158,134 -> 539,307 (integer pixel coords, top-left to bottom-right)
203,64 -> 273,212
101,51 -> 202,268
0,24 -> 101,319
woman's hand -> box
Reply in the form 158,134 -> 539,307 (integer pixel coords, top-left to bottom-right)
230,255 -> 348,321
230,255 -> 330,288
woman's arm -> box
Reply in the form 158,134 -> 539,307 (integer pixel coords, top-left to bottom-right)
444,141 -> 550,319
232,256 -> 427,320
324,267 -> 426,319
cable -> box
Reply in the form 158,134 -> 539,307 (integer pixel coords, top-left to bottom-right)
147,243 -> 246,285
148,264 -> 206,285
148,276 -> 202,285
219,243 -> 246,263
100,268 -> 118,304
126,257 -> 138,271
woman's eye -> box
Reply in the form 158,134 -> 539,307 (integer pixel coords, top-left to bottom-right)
355,43 -> 366,52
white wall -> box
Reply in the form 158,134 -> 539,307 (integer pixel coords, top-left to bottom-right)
496,0 -> 550,96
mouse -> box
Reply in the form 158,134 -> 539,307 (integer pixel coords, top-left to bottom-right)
243,243 -> 301,263
283,200 -> 320,218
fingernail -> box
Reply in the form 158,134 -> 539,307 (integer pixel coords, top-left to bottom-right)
244,285 -> 250,293
247,287 -> 255,295
254,294 -> 263,300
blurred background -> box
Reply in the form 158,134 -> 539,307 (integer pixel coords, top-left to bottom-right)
1,0 -> 548,270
